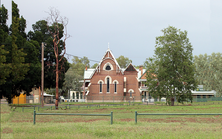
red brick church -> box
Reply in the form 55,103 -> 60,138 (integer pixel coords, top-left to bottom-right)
82,48 -> 148,102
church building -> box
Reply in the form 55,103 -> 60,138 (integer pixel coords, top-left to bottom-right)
82,48 -> 148,102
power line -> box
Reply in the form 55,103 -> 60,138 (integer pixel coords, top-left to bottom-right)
65,53 -> 100,63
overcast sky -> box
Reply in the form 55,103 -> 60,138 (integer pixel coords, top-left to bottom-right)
2,0 -> 222,67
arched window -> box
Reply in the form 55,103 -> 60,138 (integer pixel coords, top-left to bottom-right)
103,62 -> 113,71
73,93 -> 75,99
107,77 -> 110,92
128,89 -> 134,98
130,91 -> 132,97
114,82 -> 117,93
76,92 -> 79,99
99,81 -> 102,93
106,64 -> 111,70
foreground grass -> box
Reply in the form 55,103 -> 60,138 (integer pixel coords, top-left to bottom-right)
1,103 -> 222,139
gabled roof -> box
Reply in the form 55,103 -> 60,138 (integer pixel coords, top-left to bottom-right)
137,69 -> 146,79
139,69 -> 148,79
139,69 -> 157,80
84,48 -> 123,79
124,63 -> 138,72
84,69 -> 95,79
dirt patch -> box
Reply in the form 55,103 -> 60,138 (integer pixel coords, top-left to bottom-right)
120,118 -> 134,122
194,107 -> 222,110
55,118 -> 107,123
2,127 -> 13,134
11,120 -> 31,123
139,117 -> 222,123
79,118 -> 107,123
92,108 -> 126,112
1,112 -> 10,114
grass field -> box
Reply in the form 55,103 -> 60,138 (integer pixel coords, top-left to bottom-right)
1,103 -> 222,139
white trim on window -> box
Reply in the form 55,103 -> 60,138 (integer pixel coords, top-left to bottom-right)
98,80 -> 104,93
112,80 -> 119,84
128,89 -> 134,98
103,62 -> 113,71
106,77 -> 110,93
105,76 -> 112,84
114,81 -> 117,94
97,80 -> 104,84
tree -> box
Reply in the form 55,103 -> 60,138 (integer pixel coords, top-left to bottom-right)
91,63 -> 98,68
194,53 -> 222,97
145,26 -> 198,106
0,1 -> 30,103
63,56 -> 90,95
0,1 -> 42,103
116,55 -> 132,68
28,19 -> 69,89
71,56 -> 90,76
0,5 -> 10,86
13,1 -> 41,96
0,45 -> 10,85
63,70 -> 82,93
46,8 -> 69,109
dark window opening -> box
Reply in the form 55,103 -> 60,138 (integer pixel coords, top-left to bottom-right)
76,92 -> 79,99
107,78 -> 110,92
85,82 -> 89,87
106,65 -> 111,70
80,92 -> 83,99
100,81 -> 102,92
114,82 -> 117,92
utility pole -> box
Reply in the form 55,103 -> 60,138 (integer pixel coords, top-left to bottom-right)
41,42 -> 44,107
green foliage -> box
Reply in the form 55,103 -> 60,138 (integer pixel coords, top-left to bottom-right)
194,53 -> 222,97
0,45 -> 10,85
70,56 -> 90,76
0,1 -> 29,102
63,69 -> 83,92
11,16 -> 29,82
0,1 -> 41,103
45,88 -> 62,96
145,26 -> 198,105
116,55 -> 132,68
0,5 -> 11,86
91,63 -> 98,68
29,20 -> 69,89
62,56 -> 90,92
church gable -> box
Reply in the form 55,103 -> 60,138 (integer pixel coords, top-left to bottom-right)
103,51 -> 114,59
88,48 -> 123,79
125,64 -> 137,72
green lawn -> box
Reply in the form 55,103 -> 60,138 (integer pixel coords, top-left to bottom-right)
1,103 -> 222,139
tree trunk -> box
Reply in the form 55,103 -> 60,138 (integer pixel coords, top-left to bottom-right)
55,57 -> 59,109
171,97 -> 174,106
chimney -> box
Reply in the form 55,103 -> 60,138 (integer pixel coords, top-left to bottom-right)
139,65 -> 143,76
85,66 -> 88,71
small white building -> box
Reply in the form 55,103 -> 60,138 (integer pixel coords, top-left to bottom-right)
191,85 -> 216,98
69,91 -> 85,102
